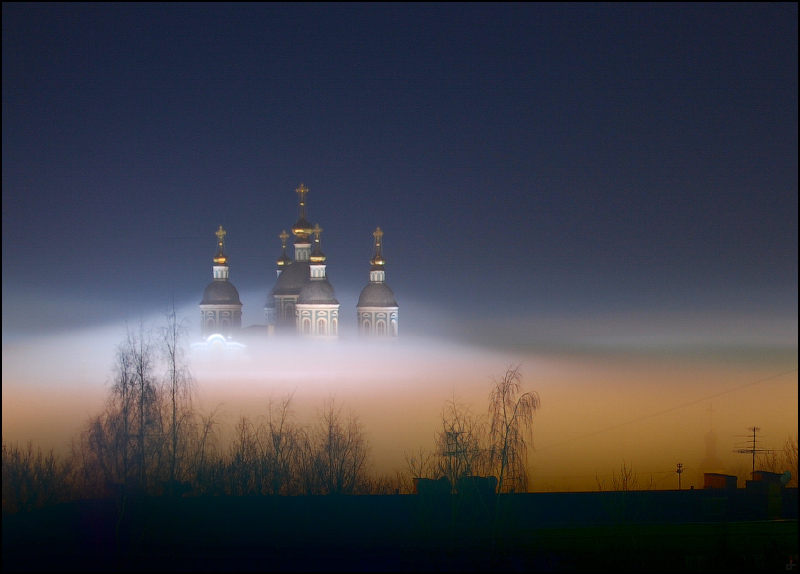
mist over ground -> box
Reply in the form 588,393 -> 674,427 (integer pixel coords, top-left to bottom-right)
3,300 -> 796,492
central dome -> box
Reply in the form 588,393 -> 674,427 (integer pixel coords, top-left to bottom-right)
292,217 -> 314,238
273,261 -> 311,295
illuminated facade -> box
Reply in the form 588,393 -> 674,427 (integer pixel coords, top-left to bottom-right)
266,184 -> 340,339
295,224 -> 340,339
199,226 -> 243,338
357,227 -> 399,338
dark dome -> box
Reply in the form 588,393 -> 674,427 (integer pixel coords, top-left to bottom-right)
272,261 -> 311,295
297,280 -> 338,305
201,280 -> 242,305
357,283 -> 398,307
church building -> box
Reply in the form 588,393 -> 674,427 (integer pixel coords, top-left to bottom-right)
199,226 -> 243,338
265,183 -> 341,338
201,184 -> 398,341
357,227 -> 399,338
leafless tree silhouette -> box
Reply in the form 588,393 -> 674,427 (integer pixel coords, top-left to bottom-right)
488,365 -> 540,493
435,396 -> 488,491
261,392 -> 299,495
161,302 -> 196,494
759,433 -> 798,487
301,398 -> 370,494
83,323 -> 159,493
2,442 -> 74,513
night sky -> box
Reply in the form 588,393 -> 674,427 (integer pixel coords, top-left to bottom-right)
2,3 -> 797,487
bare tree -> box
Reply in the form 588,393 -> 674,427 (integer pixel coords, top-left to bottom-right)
781,433 -> 798,487
435,396 -> 487,491
161,303 -> 196,493
126,322 -> 160,491
2,442 -> 74,514
109,332 -> 137,487
302,398 -> 370,495
759,433 -> 798,487
187,406 -> 223,495
404,447 -> 435,480
84,322 -> 162,495
600,459 -> 653,491
488,365 -> 540,493
229,415 -> 259,495
261,392 -> 299,495
596,461 -> 641,492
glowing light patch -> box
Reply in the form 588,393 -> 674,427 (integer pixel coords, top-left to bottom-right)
191,333 -> 247,361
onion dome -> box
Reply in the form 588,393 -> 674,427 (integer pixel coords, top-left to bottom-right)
292,218 -> 314,240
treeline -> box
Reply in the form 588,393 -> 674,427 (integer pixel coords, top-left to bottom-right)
2,394 -> 376,514
3,312 -> 544,514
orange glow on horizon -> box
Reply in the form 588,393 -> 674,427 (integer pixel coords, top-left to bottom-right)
2,318 -> 797,492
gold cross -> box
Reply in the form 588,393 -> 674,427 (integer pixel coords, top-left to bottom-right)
215,226 -> 226,244
296,183 -> 309,218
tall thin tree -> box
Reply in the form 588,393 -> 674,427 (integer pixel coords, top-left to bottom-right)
162,302 -> 196,493
488,365 -> 540,493
127,320 -> 159,491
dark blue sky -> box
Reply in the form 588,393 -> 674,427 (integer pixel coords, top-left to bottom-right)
3,2 -> 797,339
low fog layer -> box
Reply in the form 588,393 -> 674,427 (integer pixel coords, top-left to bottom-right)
2,308 -> 797,491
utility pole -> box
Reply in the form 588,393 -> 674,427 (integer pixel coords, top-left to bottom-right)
676,462 -> 683,490
734,426 -> 773,480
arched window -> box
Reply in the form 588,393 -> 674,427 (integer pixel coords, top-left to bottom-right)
362,319 -> 371,335
391,319 -> 398,336
302,318 -> 311,335
317,317 -> 327,335
377,320 -> 386,336
332,318 -> 338,335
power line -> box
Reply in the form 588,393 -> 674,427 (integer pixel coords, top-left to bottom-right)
539,368 -> 797,452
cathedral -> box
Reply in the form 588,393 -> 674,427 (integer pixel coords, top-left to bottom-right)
199,184 -> 398,341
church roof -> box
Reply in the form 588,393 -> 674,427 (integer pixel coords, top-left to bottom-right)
272,261 -> 312,295
357,282 -> 398,308
297,279 -> 339,305
201,279 -> 242,305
